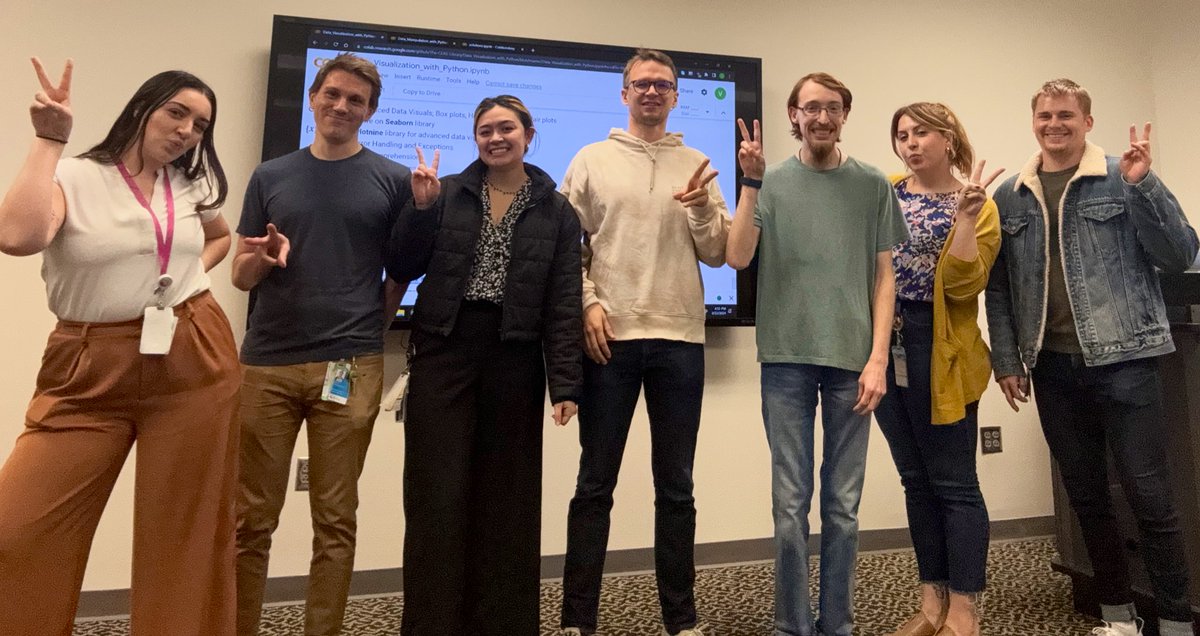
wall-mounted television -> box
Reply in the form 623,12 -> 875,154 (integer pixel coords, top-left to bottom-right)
262,14 -> 762,327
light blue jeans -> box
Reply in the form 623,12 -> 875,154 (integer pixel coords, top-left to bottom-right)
761,363 -> 870,636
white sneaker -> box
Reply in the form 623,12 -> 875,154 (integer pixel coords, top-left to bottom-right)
1091,617 -> 1144,636
662,623 -> 711,636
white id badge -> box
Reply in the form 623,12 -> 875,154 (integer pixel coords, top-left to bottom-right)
321,361 -> 352,405
382,370 -> 410,412
891,344 -> 909,388
140,307 -> 177,355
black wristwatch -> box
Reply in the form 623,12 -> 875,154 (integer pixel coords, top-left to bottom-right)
740,176 -> 763,189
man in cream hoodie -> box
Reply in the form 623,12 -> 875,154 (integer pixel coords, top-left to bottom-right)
559,48 -> 730,636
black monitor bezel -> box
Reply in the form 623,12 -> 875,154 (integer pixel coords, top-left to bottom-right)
263,14 -> 761,327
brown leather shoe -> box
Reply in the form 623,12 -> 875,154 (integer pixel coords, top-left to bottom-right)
887,613 -> 939,636
933,626 -> 962,636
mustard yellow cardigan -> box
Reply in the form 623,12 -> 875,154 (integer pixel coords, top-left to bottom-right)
891,175 -> 1001,424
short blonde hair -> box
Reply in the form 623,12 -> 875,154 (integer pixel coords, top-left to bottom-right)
622,48 -> 677,85
890,102 -> 975,177
1031,78 -> 1091,116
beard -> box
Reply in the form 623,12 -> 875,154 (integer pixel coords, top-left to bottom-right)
809,141 -> 835,164
802,123 -> 839,163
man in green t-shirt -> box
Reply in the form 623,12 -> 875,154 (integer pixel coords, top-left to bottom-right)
727,72 -> 908,636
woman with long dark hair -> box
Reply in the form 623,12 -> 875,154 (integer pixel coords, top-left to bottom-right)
387,94 -> 582,635
0,59 -> 240,635
874,102 -> 1003,636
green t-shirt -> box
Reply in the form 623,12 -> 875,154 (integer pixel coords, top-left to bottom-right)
1038,165 -> 1083,354
753,155 -> 908,370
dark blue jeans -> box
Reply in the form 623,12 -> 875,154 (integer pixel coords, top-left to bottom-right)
561,339 -> 705,635
874,300 -> 989,593
1031,351 -> 1193,623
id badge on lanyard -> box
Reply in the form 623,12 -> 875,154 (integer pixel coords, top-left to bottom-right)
118,162 -> 178,355
891,314 -> 909,388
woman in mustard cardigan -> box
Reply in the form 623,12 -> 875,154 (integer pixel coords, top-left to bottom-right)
875,102 -> 1004,636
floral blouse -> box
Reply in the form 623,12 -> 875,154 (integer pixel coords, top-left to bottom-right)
463,177 -> 532,303
892,178 -> 957,302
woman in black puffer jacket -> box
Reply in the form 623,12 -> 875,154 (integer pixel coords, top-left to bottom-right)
386,94 -> 582,636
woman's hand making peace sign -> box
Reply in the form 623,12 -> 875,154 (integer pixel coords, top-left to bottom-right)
30,57 -> 73,145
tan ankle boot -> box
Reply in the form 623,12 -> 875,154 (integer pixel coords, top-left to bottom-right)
888,612 -> 940,636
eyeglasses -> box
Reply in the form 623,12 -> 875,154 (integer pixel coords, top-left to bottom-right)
627,79 -> 676,94
798,102 -> 845,117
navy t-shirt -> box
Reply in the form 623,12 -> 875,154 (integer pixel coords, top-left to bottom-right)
237,147 -> 412,365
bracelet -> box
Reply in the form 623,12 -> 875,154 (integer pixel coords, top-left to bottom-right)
36,133 -> 69,145
740,176 -> 763,189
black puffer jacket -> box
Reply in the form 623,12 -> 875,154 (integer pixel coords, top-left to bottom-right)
386,159 -> 583,404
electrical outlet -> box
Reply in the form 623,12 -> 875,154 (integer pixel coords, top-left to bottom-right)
981,427 -> 1002,454
295,457 -> 310,491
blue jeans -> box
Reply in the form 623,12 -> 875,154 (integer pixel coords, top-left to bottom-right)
874,300 -> 989,594
1031,351 -> 1193,623
761,363 -> 870,636
562,339 -> 705,634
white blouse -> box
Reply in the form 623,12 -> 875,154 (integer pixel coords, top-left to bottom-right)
44,157 -> 220,322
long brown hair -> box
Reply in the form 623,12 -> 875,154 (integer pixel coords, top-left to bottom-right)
78,70 -> 227,212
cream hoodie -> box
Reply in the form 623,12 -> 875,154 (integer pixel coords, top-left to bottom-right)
561,128 -> 731,344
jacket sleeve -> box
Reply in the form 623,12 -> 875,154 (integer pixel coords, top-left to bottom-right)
384,192 -> 442,284
1125,170 -> 1199,272
543,197 -> 584,404
984,232 -> 1026,379
688,177 -> 732,268
941,199 -> 1002,302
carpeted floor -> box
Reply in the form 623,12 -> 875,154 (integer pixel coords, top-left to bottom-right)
73,537 -> 1108,635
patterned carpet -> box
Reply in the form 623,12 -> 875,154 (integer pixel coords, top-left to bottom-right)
74,538 -> 1108,635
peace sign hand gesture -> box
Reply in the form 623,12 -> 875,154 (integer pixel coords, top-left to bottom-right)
737,118 -> 765,179
30,57 -> 73,144
411,145 -> 441,210
674,158 -> 719,209
956,160 -> 1005,220
1119,122 -> 1152,184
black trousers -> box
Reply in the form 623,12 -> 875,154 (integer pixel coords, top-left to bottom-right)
401,302 -> 546,636
1032,351 -> 1192,623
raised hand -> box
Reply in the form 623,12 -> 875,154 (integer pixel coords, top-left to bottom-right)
956,160 -> 1005,220
30,57 -> 74,144
412,145 -> 441,209
1119,122 -> 1152,184
244,222 -> 290,268
737,118 -> 765,179
673,158 -> 719,209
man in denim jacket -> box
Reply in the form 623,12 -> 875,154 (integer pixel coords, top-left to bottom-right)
985,79 -> 1198,636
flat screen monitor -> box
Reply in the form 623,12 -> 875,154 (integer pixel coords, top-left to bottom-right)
262,14 -> 762,326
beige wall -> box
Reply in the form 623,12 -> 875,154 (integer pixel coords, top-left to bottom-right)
0,0 -> 1194,591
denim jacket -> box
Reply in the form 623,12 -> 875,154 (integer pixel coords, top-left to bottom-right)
984,142 -> 1198,378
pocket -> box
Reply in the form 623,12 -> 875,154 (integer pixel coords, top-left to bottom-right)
1077,199 -> 1126,222
26,332 -> 88,424
35,332 -> 86,395
1000,215 -> 1031,235
1077,200 -> 1129,259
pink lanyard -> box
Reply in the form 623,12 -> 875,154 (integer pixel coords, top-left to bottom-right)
116,162 -> 175,276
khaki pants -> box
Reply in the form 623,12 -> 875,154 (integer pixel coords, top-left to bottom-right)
0,291 -> 241,636
235,355 -> 383,636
